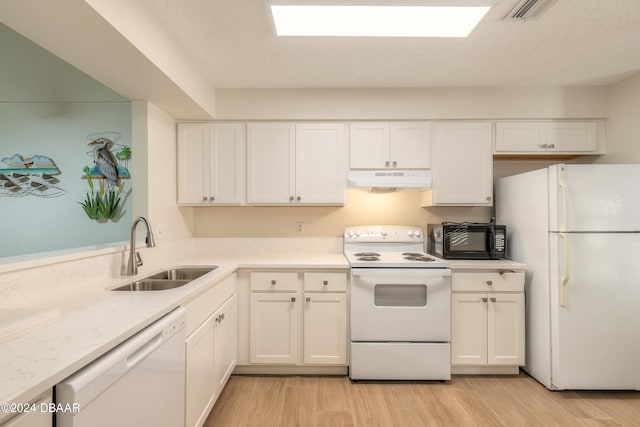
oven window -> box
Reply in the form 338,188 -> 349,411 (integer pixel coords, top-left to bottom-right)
374,284 -> 427,307
449,230 -> 486,252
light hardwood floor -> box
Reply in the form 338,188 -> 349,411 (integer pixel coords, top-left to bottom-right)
205,373 -> 640,427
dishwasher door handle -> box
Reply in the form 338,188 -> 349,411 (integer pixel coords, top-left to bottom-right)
126,333 -> 163,369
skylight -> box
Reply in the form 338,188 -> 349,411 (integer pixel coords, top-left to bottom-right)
270,3 -> 491,38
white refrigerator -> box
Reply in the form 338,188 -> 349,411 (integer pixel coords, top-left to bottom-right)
496,163 -> 640,390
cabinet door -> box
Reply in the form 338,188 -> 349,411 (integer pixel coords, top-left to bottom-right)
547,121 -> 597,152
349,122 -> 390,169
451,293 -> 487,365
390,122 -> 431,169
303,293 -> 347,365
178,123 -> 209,204
495,121 -> 546,152
210,124 -> 245,204
295,123 -> 346,204
428,122 -> 493,205
185,316 -> 216,427
213,294 -> 237,394
487,293 -> 525,366
247,123 -> 295,204
250,293 -> 298,364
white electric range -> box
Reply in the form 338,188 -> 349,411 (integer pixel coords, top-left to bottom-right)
344,225 -> 452,381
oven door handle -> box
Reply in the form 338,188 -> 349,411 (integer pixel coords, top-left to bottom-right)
351,269 -> 451,278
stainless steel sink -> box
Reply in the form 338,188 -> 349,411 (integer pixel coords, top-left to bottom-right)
111,279 -> 191,291
111,266 -> 218,291
146,266 -> 217,281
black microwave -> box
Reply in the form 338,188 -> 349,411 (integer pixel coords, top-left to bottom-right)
427,222 -> 506,260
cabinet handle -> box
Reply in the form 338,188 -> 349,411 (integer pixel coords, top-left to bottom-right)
323,280 -> 328,286
482,297 -> 488,302
549,144 -> 555,149
306,297 -> 311,302
220,313 -> 225,320
215,315 -> 221,323
296,196 -> 301,202
209,196 -> 215,202
202,196 -> 207,202
289,196 -> 294,201
385,161 -> 390,167
538,144 -> 548,149
486,196 -> 492,202
392,161 -> 397,167
271,280 -> 276,285
486,280 -> 493,286
499,270 -> 515,275
291,297 -> 296,302
490,297 -> 497,302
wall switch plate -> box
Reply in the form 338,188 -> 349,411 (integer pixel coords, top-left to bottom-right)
157,223 -> 166,238
296,222 -> 304,235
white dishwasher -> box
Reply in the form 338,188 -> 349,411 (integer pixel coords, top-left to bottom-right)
56,307 -> 186,427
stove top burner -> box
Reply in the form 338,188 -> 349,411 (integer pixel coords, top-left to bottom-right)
404,255 -> 436,262
354,252 -> 380,257
402,252 -> 425,257
356,256 -> 380,261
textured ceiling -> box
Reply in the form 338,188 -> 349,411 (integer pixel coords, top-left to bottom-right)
134,0 -> 640,88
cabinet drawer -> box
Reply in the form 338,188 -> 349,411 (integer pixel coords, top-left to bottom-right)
452,271 -> 524,292
250,272 -> 299,292
184,273 -> 236,336
304,272 -> 347,292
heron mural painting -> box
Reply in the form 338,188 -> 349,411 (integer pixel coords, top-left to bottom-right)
80,133 -> 131,221
0,154 -> 65,198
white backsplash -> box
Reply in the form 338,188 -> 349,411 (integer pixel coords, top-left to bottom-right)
0,238 -> 343,310
193,237 -> 343,255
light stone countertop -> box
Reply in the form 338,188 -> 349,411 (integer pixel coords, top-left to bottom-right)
447,258 -> 527,271
0,252 -> 349,422
0,247 -> 526,421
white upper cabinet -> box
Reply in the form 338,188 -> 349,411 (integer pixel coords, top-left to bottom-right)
178,123 -> 245,205
349,122 -> 388,169
296,123 -> 347,204
422,122 -> 493,206
495,121 -> 602,154
350,122 -> 430,169
247,122 -> 346,205
247,123 -> 296,204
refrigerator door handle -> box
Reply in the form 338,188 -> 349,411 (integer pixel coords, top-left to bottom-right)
559,232 -> 570,307
558,165 -> 569,232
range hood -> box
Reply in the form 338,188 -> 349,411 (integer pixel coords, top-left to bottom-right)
347,170 -> 432,192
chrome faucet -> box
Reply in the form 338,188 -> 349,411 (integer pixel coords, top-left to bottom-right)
126,216 -> 156,276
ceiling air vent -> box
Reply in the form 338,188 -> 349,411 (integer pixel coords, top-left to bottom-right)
504,0 -> 558,20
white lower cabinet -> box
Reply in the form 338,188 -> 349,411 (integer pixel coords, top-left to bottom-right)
248,270 -> 347,368
250,292 -> 299,364
303,293 -> 347,365
185,316 -> 216,427
451,271 -> 525,373
0,392 -> 52,427
213,296 -> 238,392
184,274 -> 237,427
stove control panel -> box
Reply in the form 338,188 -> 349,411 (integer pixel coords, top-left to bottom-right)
344,225 -> 424,243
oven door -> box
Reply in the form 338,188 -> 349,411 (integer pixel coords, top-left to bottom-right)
350,268 -> 451,342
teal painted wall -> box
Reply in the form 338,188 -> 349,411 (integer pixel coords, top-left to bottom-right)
0,23 -> 132,258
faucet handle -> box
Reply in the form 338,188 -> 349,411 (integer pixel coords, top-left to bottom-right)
136,251 -> 143,267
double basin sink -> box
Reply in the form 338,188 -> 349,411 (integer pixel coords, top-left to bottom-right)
111,266 -> 217,291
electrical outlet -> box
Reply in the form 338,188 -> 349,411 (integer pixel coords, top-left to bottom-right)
157,223 -> 166,238
296,222 -> 305,235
